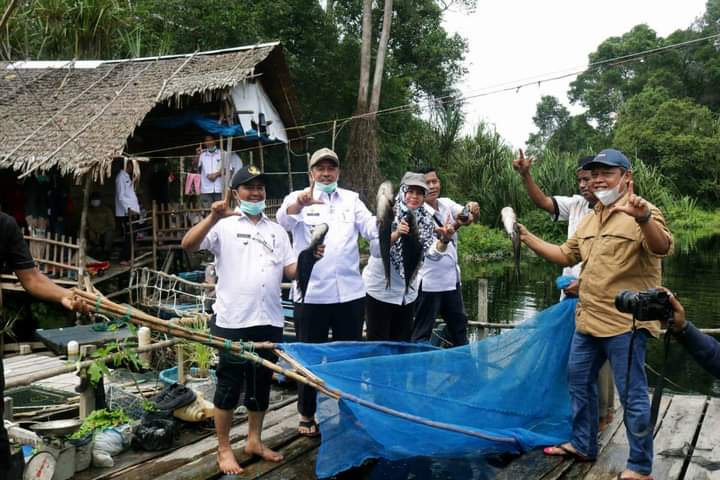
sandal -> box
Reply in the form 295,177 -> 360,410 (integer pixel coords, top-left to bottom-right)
616,474 -> 653,480
543,444 -> 594,462
298,419 -> 320,438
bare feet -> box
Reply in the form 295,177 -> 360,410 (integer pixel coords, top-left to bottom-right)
543,442 -> 577,456
599,416 -> 608,432
244,441 -> 284,462
217,447 -> 243,475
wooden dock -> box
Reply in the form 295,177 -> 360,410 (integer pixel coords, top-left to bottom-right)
241,393 -> 720,480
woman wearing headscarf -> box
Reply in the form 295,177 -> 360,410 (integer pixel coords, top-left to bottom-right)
363,172 -> 454,341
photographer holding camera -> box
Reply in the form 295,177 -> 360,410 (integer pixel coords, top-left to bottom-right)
666,292 -> 720,379
519,149 -> 673,480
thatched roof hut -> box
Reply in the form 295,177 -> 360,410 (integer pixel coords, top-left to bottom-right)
0,42 -> 302,180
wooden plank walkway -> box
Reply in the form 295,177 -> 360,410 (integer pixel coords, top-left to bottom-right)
3,352 -> 79,393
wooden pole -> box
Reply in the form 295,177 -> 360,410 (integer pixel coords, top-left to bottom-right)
476,279 -> 488,339
152,201 -> 158,270
77,175 -> 92,292
176,344 -> 186,385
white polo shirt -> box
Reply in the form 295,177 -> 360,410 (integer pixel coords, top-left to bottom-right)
199,210 -> 295,329
552,194 -> 592,278
417,198 -> 464,292
276,187 -> 376,304
114,169 -> 140,217
198,149 -> 223,194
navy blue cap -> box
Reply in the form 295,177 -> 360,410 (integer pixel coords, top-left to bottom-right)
584,149 -> 631,170
231,165 -> 265,189
577,155 -> 595,171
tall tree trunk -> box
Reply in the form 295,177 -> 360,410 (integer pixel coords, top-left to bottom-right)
368,0 -> 393,115
344,0 -> 393,205
356,0 -> 373,112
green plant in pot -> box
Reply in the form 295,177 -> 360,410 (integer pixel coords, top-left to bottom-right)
183,315 -> 216,380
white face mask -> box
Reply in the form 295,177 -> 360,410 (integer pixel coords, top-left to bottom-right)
595,182 -> 625,206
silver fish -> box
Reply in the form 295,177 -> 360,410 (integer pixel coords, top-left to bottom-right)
501,206 -> 521,284
297,223 -> 329,302
377,181 -> 395,289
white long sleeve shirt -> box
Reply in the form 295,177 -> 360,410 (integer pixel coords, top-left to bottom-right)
199,210 -> 295,329
114,169 -> 140,217
417,198 -> 464,292
276,187 -> 377,304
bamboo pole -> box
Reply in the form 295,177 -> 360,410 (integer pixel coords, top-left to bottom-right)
78,175 -> 92,290
5,339 -> 178,389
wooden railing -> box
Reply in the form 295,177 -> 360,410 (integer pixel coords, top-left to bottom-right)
1,231 -> 81,288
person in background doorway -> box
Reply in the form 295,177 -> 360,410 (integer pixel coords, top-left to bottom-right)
115,160 -> 141,266
195,135 -> 223,207
86,192 -> 115,260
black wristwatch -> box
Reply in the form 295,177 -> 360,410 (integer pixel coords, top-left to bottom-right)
635,211 -> 652,224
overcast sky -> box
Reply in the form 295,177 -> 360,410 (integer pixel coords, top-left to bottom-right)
443,0 -> 708,149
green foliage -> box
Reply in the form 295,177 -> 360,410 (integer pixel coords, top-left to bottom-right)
68,408 -> 130,440
614,87 -> 720,204
457,224 -> 510,260
85,340 -> 145,386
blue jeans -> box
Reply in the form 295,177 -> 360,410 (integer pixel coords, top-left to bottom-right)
567,330 -> 653,475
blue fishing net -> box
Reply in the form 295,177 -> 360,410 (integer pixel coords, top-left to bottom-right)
280,298 -> 578,478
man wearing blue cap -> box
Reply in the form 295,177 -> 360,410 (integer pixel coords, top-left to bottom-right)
519,149 -> 673,480
514,150 -> 615,431
182,165 -> 324,476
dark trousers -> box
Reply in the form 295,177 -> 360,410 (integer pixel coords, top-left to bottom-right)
411,282 -> 468,346
210,322 -> 283,412
365,294 -> 414,342
293,297 -> 364,418
117,216 -> 130,261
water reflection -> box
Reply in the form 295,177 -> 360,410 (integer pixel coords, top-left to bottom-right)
461,235 -> 720,397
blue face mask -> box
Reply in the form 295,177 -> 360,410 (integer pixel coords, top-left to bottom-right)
316,181 -> 337,194
240,200 -> 266,216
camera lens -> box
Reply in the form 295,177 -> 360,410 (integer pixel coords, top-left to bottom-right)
615,290 -> 638,314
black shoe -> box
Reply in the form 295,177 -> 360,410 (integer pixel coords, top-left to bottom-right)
153,383 -> 196,410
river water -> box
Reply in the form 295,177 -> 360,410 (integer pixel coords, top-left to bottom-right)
461,234 -> 720,397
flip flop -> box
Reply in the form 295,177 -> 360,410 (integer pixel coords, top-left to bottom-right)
543,444 -> 594,462
298,419 -> 320,438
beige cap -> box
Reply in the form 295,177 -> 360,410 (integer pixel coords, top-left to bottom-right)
309,148 -> 340,169
401,171 -> 428,193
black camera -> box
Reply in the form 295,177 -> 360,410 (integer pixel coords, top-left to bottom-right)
614,288 -> 673,322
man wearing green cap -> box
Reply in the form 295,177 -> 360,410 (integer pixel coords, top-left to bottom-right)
277,147 -> 377,438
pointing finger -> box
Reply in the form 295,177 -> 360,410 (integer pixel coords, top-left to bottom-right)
627,180 -> 635,197
518,148 -> 524,160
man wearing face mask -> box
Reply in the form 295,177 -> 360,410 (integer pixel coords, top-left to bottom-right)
195,135 -> 224,207
276,147 -> 377,438
182,165 -> 323,476
519,149 -> 673,480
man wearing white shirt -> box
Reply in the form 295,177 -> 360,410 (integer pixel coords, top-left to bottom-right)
513,150 -> 615,431
276,147 -> 376,438
114,160 -> 140,265
411,167 -> 479,346
182,165 -> 323,476
195,135 -> 224,206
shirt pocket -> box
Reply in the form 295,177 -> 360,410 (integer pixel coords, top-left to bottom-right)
596,231 -> 638,265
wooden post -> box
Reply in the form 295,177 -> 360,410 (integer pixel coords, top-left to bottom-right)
128,208 -> 135,269
3,397 -> 12,421
152,201 -> 158,270
18,344 -> 31,355
77,174 -> 92,291
224,135 -> 233,191
79,344 -> 97,419
179,156 -> 185,206
138,327 -> 151,365
176,344 -> 185,385
286,144 -> 293,193
476,279 -> 488,339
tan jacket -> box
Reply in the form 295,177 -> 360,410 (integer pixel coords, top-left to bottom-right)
559,192 -> 673,338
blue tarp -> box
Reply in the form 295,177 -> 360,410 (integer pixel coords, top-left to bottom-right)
280,298 -> 578,478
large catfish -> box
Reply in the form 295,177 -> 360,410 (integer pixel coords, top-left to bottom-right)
400,209 -> 423,295
296,223 -> 329,303
500,206 -> 521,285
376,181 -> 395,289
